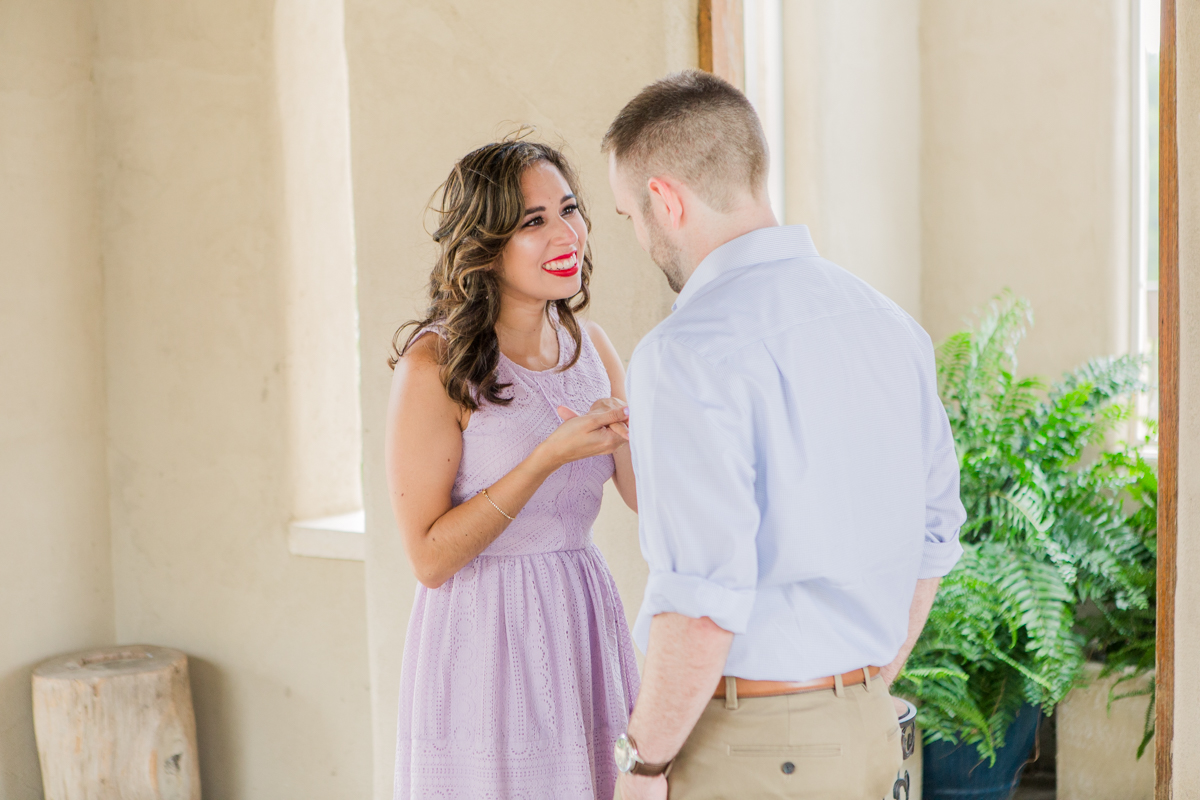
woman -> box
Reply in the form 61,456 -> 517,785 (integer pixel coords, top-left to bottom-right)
385,138 -> 641,800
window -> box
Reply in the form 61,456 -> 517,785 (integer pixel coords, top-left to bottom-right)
1132,0 -> 1160,448
276,0 -> 365,556
742,0 -> 785,222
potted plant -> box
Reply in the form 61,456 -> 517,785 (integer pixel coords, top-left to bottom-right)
893,294 -> 1156,799
1070,441 -> 1157,760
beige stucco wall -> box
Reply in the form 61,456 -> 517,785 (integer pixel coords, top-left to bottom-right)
95,2 -> 371,797
921,0 -> 1133,378
1174,2 -> 1200,797
344,1 -> 693,794
0,2 -> 1178,797
783,0 -> 923,319
0,3 -> 116,797
1056,664 -> 1154,800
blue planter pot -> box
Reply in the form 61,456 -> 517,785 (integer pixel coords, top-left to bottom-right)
922,703 -> 1041,800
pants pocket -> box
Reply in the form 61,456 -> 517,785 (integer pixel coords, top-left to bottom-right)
728,744 -> 843,758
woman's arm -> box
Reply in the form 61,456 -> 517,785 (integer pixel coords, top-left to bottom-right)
586,321 -> 637,512
386,334 -> 631,588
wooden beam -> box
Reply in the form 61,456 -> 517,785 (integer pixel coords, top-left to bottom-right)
699,0 -> 714,73
1156,0 -> 1178,798
698,0 -> 745,90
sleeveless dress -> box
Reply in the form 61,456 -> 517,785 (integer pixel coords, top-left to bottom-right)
393,323 -> 641,800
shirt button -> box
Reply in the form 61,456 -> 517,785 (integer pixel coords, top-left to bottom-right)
781,761 -> 795,775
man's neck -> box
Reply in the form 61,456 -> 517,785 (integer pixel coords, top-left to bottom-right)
680,203 -> 780,283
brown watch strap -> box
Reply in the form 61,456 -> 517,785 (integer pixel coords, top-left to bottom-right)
630,757 -> 672,777
625,733 -> 673,777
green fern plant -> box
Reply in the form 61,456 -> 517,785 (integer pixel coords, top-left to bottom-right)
893,293 -> 1157,764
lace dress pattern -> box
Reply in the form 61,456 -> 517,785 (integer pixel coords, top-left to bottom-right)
394,324 -> 641,800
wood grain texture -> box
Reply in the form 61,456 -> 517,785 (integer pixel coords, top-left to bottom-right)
698,0 -> 713,73
32,645 -> 201,800
1156,1 -> 1178,798
697,0 -> 744,89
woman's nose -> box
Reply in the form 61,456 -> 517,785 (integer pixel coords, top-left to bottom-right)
550,214 -> 579,244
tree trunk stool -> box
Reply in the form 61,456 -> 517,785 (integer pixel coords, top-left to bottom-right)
32,645 -> 201,800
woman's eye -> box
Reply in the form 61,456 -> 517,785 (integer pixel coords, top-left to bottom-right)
562,204 -> 579,216
523,216 -> 543,228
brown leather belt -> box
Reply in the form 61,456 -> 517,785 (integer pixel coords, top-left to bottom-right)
713,666 -> 882,699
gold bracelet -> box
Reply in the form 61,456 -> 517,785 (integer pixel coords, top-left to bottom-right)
480,488 -> 516,521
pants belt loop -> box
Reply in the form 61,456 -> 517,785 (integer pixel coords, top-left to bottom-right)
833,672 -> 845,698
724,676 -> 739,710
862,667 -> 873,691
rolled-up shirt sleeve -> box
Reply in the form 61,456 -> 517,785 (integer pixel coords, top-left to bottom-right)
914,328 -> 966,579
920,434 -> 965,578
626,339 -> 761,650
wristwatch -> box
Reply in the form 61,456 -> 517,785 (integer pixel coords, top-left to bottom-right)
614,733 -> 673,777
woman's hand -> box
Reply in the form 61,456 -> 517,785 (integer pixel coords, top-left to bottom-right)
583,322 -> 637,512
533,403 -> 630,471
583,396 -> 631,439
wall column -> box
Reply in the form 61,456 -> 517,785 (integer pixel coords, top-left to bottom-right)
0,3 -> 115,797
920,0 -> 1133,377
95,1 -> 372,796
782,0 -> 923,319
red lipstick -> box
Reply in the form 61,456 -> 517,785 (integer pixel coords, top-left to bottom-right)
541,251 -> 580,278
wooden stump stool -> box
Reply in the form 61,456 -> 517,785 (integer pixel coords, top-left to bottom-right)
32,645 -> 201,800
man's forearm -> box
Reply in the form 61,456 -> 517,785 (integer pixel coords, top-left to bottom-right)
880,576 -> 940,686
627,613 -> 734,763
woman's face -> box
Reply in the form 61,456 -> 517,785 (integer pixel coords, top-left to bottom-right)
495,161 -> 587,303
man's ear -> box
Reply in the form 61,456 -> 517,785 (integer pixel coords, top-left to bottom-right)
646,176 -> 685,230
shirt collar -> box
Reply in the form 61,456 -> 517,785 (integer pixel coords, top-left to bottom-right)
672,224 -> 820,312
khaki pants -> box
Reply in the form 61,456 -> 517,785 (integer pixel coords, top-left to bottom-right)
667,674 -> 903,800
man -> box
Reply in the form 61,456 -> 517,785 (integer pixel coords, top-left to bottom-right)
603,71 -> 966,800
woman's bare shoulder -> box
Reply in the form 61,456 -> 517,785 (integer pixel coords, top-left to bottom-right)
581,320 -> 627,397
398,330 -> 445,368
391,333 -> 453,404
583,320 -> 619,358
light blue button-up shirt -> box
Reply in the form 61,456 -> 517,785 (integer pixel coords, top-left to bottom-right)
626,225 -> 965,682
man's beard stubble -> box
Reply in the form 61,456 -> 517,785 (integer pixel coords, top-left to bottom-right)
645,215 -> 688,294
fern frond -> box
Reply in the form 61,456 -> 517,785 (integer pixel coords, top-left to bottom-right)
911,293 -> 1156,763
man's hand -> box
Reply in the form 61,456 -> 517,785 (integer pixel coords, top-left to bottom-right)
615,773 -> 667,800
557,398 -> 631,441
618,614 -> 732,798
880,577 -> 940,686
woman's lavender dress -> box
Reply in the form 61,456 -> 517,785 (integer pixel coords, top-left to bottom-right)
394,325 -> 641,800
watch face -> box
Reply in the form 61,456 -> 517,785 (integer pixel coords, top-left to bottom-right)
614,733 -> 636,773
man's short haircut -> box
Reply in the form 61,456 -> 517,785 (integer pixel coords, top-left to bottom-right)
601,70 -> 769,213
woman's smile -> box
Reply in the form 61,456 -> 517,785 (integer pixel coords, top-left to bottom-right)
541,251 -> 580,277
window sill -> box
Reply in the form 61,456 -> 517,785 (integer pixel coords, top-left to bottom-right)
1140,443 -> 1158,466
288,510 -> 366,562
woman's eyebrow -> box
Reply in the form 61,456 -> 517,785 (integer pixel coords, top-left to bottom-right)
524,195 -> 576,215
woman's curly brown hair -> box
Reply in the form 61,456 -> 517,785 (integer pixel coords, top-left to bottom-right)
389,137 -> 594,410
